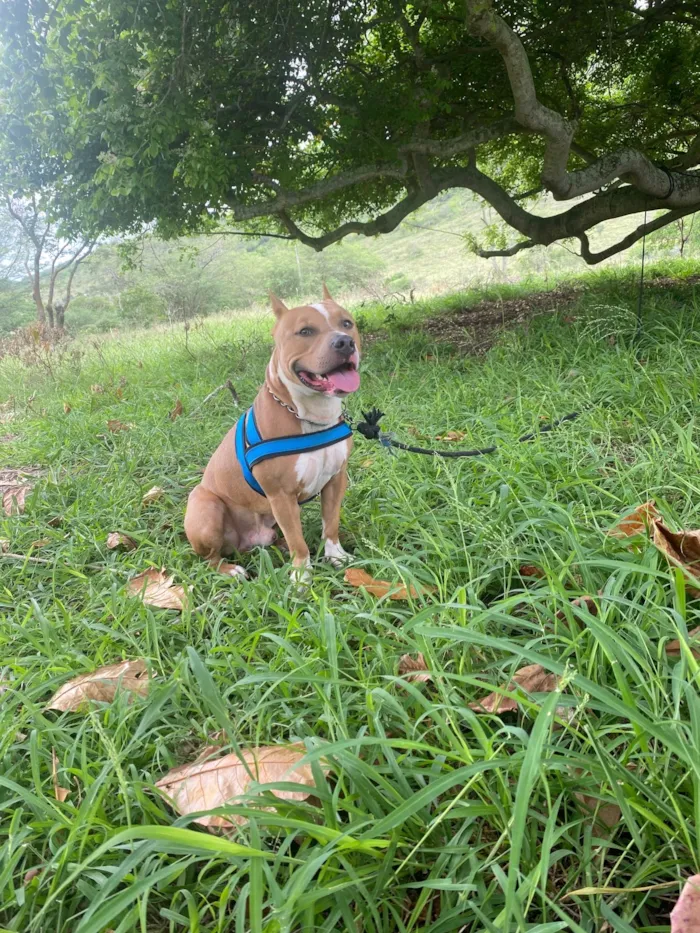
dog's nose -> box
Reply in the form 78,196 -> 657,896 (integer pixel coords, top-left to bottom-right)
331,334 -> 355,355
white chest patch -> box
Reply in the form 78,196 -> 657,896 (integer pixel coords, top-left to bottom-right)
295,440 -> 348,498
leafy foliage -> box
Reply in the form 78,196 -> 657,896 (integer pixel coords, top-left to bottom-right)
0,0 -> 698,256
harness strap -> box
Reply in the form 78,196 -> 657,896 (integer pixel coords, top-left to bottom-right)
234,406 -> 353,499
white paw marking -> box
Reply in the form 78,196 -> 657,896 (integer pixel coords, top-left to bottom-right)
291,557 -> 312,589
324,539 -> 350,567
225,564 -> 248,580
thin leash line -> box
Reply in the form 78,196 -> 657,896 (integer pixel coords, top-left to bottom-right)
355,408 -> 581,458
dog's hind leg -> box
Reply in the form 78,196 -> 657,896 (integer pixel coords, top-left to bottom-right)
184,485 -> 247,578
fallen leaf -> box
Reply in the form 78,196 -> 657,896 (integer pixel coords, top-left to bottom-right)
137,360 -> 144,369
107,531 -> 137,551
127,568 -> 186,610
562,314 -> 576,324
398,653 -> 432,683
469,663 -> 559,713
0,538 -> 9,552
2,483 -> 31,515
652,519 -> 700,595
107,419 -> 130,433
360,458 -> 374,468
608,501 -> 660,538
142,486 -> 164,506
435,430 -> 466,442
519,564 -> 545,578
574,792 -> 620,831
169,399 -> 184,421
155,744 -> 317,829
23,868 -> 41,886
555,594 -> 599,621
31,538 -> 50,549
47,515 -> 63,527
0,412 -> 15,424
46,659 -> 150,712
115,387 -> 124,400
666,626 -> 700,659
90,384 -> 104,394
344,567 -> 436,600
671,875 -> 700,933
0,396 -> 15,411
63,403 -> 71,414
51,748 -> 70,802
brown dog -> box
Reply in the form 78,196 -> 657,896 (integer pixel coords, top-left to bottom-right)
184,286 -> 361,582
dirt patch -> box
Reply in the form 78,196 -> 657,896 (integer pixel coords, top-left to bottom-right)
419,283 -> 584,355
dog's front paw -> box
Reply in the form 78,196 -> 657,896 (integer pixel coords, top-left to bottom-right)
219,561 -> 248,580
324,539 -> 351,567
291,558 -> 312,590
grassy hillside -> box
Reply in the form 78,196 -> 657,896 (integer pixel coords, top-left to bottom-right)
2,264 -> 700,930
1,190 -> 697,336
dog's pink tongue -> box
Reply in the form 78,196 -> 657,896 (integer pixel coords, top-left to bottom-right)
327,367 -> 360,394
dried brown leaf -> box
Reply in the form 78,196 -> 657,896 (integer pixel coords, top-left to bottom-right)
666,626 -> 700,659
344,567 -> 435,600
107,531 -> 137,551
435,430 -> 466,442
671,875 -> 700,933
31,538 -> 50,549
519,564 -> 545,578
155,744 -> 317,829
142,485 -> 164,506
398,653 -> 432,683
555,594 -> 599,621
127,568 -> 186,610
652,519 -> 700,595
46,659 -> 150,712
0,538 -> 9,553
169,399 -> 184,421
107,419 -> 130,433
51,748 -> 70,802
23,868 -> 41,886
608,501 -> 660,538
2,484 -> 31,515
574,793 -> 620,831
469,663 -> 559,714
90,384 -> 104,394
63,402 -> 71,414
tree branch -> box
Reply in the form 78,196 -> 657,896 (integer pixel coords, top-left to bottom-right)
464,0 -> 700,207
477,239 -> 537,258
578,207 -> 698,264
230,118 -> 522,223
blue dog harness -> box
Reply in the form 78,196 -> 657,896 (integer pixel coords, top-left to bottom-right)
235,406 -> 353,499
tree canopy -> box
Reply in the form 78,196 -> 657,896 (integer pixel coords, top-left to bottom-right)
1,0 -> 699,262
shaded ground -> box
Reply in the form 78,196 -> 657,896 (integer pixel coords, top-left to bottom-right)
398,272 -> 700,355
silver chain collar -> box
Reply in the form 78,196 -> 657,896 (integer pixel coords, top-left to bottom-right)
264,381 -> 350,428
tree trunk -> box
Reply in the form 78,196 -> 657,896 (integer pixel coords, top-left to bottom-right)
32,262 -> 46,326
55,302 -> 65,329
46,302 -> 55,329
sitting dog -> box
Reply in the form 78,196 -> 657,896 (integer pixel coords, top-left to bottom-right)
184,285 -> 361,582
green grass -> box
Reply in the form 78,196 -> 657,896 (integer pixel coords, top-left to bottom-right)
2,263 -> 700,931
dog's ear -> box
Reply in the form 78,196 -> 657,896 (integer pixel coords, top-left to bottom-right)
270,292 -> 289,319
322,282 -> 333,302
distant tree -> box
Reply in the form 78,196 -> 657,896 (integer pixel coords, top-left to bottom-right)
1,0 -> 699,265
2,195 -> 96,329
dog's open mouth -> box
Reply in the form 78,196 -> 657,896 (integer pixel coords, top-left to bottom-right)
296,360 -> 360,395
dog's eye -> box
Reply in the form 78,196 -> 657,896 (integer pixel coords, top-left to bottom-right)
341,319 -> 353,329
298,327 -> 315,337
